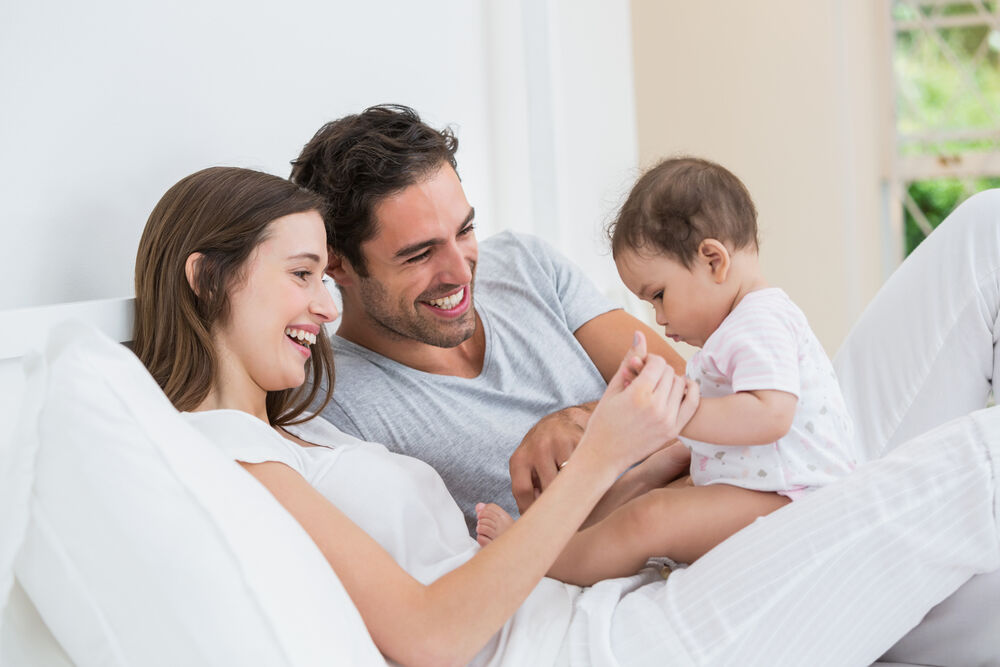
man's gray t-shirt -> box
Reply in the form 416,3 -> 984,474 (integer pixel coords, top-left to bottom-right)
320,231 -> 618,530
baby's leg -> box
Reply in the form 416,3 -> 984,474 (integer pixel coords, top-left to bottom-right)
475,502 -> 514,547
547,484 -> 789,587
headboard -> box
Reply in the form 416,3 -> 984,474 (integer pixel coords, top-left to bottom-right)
0,295 -> 383,667
0,297 -> 134,455
0,297 -> 132,666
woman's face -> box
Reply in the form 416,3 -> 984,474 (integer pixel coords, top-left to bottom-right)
212,210 -> 337,395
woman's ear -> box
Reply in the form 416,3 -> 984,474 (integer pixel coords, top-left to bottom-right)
185,252 -> 204,295
698,239 -> 732,284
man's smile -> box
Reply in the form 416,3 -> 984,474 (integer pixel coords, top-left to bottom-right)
421,286 -> 470,316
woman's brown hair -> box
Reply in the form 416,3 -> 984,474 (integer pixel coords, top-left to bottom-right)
133,166 -> 334,425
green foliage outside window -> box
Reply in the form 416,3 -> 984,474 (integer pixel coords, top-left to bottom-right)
892,1 -> 1000,254
905,177 -> 1000,254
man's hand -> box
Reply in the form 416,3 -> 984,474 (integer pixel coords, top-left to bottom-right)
509,404 -> 594,513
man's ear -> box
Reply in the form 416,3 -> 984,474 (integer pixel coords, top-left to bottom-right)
698,239 -> 731,284
184,252 -> 204,295
326,247 -> 355,286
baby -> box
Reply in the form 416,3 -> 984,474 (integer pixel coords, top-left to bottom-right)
477,157 -> 860,585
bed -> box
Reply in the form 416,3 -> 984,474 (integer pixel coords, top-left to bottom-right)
0,297 -> 995,666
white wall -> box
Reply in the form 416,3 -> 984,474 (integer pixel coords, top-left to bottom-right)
485,0 -> 640,294
630,0 -> 890,355
1,0 -> 638,311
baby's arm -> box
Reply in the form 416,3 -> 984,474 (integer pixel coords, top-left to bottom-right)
681,390 -> 797,445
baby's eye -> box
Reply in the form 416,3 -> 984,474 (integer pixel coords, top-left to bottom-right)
652,291 -> 663,301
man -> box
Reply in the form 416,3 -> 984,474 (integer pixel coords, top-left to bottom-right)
291,104 -> 685,529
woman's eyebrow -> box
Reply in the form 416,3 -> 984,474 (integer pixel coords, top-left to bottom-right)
286,252 -> 322,263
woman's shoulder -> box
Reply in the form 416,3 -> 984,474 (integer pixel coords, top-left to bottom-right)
288,414 -> 387,451
181,409 -> 310,472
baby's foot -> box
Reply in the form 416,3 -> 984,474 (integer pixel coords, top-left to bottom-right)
475,502 -> 514,547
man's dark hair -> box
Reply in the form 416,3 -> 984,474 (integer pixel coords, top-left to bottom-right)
608,157 -> 759,268
290,104 -> 459,276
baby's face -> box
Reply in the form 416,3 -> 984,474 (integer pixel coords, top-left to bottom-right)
615,249 -> 727,348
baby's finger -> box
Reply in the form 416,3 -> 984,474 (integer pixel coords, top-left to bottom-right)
662,371 -> 687,413
678,377 -> 701,425
622,355 -> 645,388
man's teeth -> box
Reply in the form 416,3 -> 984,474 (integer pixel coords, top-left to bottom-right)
284,328 -> 316,346
427,288 -> 464,310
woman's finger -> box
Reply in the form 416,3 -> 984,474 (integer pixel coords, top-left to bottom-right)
608,331 -> 650,392
624,354 -> 670,397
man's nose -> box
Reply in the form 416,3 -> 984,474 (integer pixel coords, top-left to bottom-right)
438,240 -> 473,285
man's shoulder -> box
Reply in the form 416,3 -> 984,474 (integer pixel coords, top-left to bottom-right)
477,231 -> 564,288
328,336 -> 402,383
480,230 -> 556,265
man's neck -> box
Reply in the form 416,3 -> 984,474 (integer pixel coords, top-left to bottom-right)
336,311 -> 486,378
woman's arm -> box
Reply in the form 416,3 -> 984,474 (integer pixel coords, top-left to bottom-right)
243,348 -> 698,667
241,459 -> 612,666
681,389 -> 797,445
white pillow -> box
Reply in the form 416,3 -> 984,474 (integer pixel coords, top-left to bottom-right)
12,321 -> 385,667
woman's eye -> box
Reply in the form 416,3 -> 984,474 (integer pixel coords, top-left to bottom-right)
293,270 -> 311,280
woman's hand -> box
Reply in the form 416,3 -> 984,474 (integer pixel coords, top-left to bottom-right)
579,332 -> 700,473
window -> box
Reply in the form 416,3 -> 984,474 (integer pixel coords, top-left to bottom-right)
890,0 -> 1000,254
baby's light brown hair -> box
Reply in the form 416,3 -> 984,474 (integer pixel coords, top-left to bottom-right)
609,157 -> 759,267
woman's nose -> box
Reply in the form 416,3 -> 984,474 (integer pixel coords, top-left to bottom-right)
312,278 -> 339,323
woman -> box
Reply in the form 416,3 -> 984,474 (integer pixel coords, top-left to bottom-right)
134,166 -> 1000,666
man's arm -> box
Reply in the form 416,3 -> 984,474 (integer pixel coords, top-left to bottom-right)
574,309 -> 686,380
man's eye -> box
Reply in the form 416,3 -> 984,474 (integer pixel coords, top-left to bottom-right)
459,223 -> 476,236
405,250 -> 431,264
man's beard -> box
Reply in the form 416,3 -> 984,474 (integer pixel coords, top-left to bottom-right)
356,272 -> 477,349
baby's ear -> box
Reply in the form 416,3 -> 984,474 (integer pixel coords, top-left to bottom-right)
698,239 -> 731,283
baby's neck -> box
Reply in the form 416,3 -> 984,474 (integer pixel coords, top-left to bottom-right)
726,252 -> 769,313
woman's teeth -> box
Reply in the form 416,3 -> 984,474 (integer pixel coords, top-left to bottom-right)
427,288 -> 464,309
284,327 -> 316,346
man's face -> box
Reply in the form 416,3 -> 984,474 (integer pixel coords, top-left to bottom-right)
346,163 -> 478,348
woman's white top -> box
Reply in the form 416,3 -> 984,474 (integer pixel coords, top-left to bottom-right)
181,409 -> 581,666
